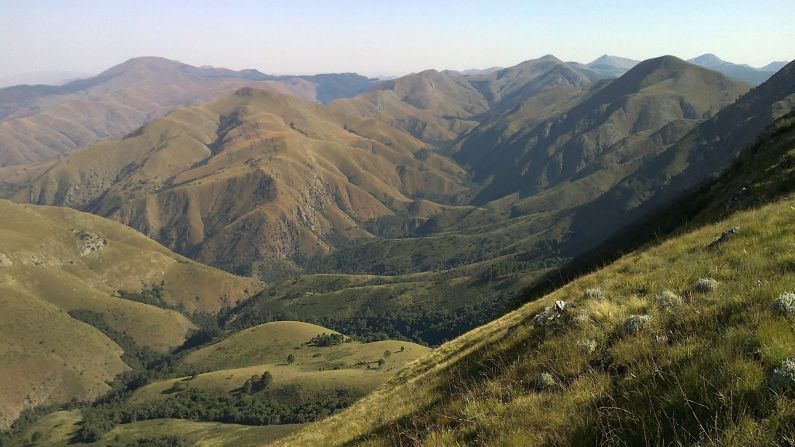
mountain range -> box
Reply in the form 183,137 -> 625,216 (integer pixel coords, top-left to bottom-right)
0,51 -> 793,446
0,57 -> 376,167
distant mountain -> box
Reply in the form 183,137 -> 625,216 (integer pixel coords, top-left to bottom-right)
761,61 -> 788,72
460,66 -> 503,76
0,57 -> 376,166
454,56 -> 749,205
688,53 -> 783,85
0,70 -> 92,88
586,54 -> 640,77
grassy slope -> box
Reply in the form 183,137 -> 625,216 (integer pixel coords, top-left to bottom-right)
10,322 -> 428,446
276,120 -> 795,445
0,200 -> 259,427
10,410 -> 300,447
129,321 -> 429,406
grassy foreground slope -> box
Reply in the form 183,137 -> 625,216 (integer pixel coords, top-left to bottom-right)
0,200 -> 259,428
277,124 -> 795,445
278,196 -> 795,446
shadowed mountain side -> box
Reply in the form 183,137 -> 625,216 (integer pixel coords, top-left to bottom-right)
566,59 -> 795,256
454,56 -> 749,205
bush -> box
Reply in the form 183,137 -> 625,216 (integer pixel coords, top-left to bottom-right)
576,338 -> 597,354
772,292 -> 795,317
623,314 -> 651,335
653,290 -> 682,309
771,358 -> 795,395
693,277 -> 719,293
309,333 -> 345,347
583,287 -> 604,300
536,372 -> 556,390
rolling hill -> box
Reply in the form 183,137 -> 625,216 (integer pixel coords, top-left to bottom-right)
0,200 -> 259,428
4,322 -> 429,446
0,57 -> 375,166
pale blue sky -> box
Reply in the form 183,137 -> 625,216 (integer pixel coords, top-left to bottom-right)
1,0 -> 793,78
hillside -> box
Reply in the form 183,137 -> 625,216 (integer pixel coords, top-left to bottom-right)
0,57 -> 375,166
567,59 -> 795,256
3,322 -> 429,446
454,56 -> 749,205
275,120 -> 795,445
0,200 -> 259,428
1,87 -> 470,277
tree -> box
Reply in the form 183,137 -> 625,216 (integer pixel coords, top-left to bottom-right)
242,379 -> 253,394
287,354 -> 296,364
259,371 -> 273,389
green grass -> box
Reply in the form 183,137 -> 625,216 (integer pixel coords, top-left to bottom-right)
127,321 -> 430,407
276,195 -> 795,446
6,410 -> 301,447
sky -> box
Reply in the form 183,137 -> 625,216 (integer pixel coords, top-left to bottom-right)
1,0 -> 794,80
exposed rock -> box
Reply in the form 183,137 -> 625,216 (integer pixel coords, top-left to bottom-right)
0,252 -> 11,267
772,292 -> 795,317
706,226 -> 740,250
583,287 -> 604,300
532,300 -> 567,327
771,358 -> 795,395
76,230 -> 107,256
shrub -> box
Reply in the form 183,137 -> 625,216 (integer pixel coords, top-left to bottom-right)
536,372 -> 556,390
772,292 -> 795,317
576,338 -> 597,354
623,314 -> 651,335
653,290 -> 682,309
287,354 -> 296,364
771,358 -> 795,395
693,278 -> 719,293
583,288 -> 604,300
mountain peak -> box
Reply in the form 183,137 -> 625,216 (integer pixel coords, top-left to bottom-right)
689,53 -> 726,67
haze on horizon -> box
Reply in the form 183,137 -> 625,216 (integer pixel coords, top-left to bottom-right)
1,0 -> 793,81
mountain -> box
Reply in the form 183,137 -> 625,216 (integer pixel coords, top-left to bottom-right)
0,57 -> 376,166
0,71 -> 92,88
688,53 -> 783,85
762,61 -> 788,72
0,200 -> 259,428
1,87 -> 468,277
567,60 -> 795,255
454,56 -> 749,205
586,54 -> 640,77
274,113 -> 795,446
